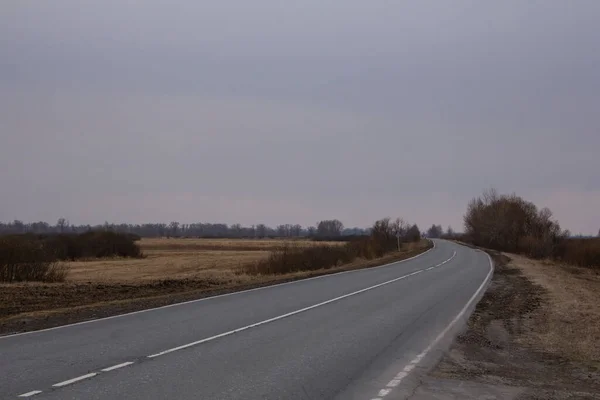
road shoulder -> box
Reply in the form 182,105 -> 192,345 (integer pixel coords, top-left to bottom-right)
411,249 -> 600,399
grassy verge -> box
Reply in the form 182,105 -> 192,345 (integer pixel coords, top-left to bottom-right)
0,239 -> 431,335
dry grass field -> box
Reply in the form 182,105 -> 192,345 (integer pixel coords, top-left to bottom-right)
1,238 -> 430,334
67,238 -> 344,282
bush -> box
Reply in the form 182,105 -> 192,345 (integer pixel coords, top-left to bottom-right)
244,244 -> 355,275
42,231 -> 143,260
0,236 -> 68,282
242,218 -> 418,275
554,238 -> 600,268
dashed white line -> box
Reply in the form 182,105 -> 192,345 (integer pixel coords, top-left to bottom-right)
148,269 -> 425,358
52,373 -> 97,388
367,250 -> 494,399
435,251 -> 456,267
387,379 -> 401,387
425,251 -> 456,271
18,391 -> 42,397
101,361 -> 135,372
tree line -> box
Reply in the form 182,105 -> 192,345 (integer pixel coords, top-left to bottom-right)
461,189 -> 599,268
0,219 -> 371,238
244,217 -> 423,275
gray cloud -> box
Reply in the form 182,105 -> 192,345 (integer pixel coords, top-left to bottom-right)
1,1 -> 599,233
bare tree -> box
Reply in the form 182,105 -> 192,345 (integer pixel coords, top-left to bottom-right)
391,218 -> 409,250
168,221 -> 180,237
276,225 -> 287,237
291,224 -> 302,237
255,224 -> 267,238
426,224 -> 443,238
57,218 -> 68,233
316,219 -> 344,237
229,224 -> 242,237
406,224 -> 421,242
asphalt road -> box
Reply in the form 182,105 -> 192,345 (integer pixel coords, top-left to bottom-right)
1,240 -> 492,400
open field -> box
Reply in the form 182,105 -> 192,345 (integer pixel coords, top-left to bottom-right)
0,238 -> 430,335
67,238 -> 345,282
140,237 -> 345,252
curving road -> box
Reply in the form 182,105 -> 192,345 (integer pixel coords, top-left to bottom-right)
1,240 -> 492,399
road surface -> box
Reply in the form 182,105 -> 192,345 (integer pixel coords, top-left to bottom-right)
1,240 -> 492,399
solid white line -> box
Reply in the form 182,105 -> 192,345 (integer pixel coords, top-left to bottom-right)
52,373 -> 97,387
18,391 -> 42,397
1,241 -> 436,339
412,251 -> 493,361
148,269 -> 425,358
101,361 -> 134,372
368,248 -> 494,399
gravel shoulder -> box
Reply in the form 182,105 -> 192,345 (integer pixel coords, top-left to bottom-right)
414,249 -> 600,399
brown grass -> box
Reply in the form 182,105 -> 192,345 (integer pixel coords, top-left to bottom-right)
509,253 -> 600,363
67,250 -> 269,282
66,238 -> 344,282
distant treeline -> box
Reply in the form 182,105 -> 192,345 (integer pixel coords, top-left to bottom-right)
0,219 -> 369,238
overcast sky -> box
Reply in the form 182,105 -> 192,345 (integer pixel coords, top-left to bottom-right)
1,1 -> 598,233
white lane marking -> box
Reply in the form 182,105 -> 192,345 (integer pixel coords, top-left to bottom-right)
368,248 -> 494,399
387,379 -> 401,387
1,241 -> 436,339
101,361 -> 135,372
378,388 -> 392,396
425,251 -> 455,271
394,371 -> 408,380
403,364 -> 415,373
19,361 -> 136,397
148,270 -> 425,358
52,373 -> 97,387
434,250 -> 456,267
18,391 -> 42,397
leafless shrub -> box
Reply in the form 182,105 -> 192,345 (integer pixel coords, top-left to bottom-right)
0,236 -> 68,282
243,218 -> 422,275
